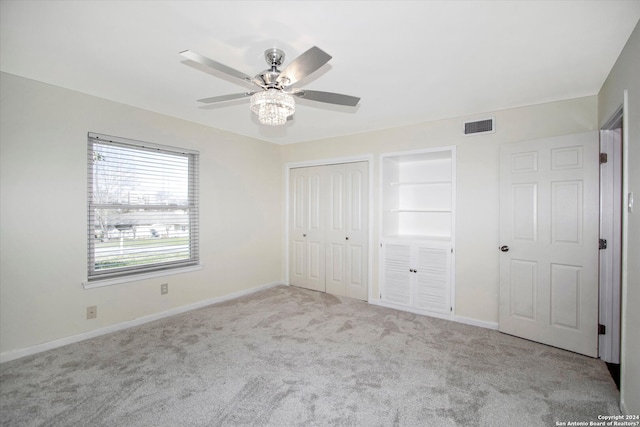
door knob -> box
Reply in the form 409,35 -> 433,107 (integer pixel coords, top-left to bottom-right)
500,245 -> 509,252
303,234 -> 306,237
345,237 -> 349,240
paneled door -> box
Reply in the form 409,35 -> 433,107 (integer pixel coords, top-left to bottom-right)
325,162 -> 369,300
499,132 -> 599,357
289,166 -> 326,292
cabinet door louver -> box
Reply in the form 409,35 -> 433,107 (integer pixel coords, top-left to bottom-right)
382,244 -> 412,305
415,247 -> 451,314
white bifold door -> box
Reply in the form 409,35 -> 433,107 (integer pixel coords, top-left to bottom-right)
289,162 -> 369,300
499,132 -> 599,357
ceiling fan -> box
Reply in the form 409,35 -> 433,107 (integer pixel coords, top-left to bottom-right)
179,46 -> 360,126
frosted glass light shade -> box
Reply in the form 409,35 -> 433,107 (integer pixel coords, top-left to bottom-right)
250,89 -> 295,126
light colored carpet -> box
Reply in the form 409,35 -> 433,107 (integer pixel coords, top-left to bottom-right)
0,285 -> 620,426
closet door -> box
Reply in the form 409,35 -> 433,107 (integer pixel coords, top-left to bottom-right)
325,164 -> 347,296
289,166 -> 326,292
345,162 -> 368,300
325,162 -> 368,300
289,167 -> 307,287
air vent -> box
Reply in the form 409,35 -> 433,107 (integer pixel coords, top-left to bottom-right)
464,118 -> 495,135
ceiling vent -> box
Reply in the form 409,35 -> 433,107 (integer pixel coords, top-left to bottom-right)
464,118 -> 495,136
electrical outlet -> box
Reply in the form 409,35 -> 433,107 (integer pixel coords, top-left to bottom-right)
161,283 -> 168,295
86,305 -> 97,319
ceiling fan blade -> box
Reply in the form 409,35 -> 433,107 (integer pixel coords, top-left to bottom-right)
277,46 -> 332,87
180,50 -> 256,86
197,92 -> 255,104
292,90 -> 360,107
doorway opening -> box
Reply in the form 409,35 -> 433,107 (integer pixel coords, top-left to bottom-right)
599,106 -> 623,388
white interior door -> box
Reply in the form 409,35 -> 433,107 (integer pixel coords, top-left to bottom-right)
345,162 -> 368,300
325,164 -> 347,295
499,132 -> 599,357
599,127 -> 622,363
289,167 -> 307,288
289,166 -> 326,292
325,162 -> 368,300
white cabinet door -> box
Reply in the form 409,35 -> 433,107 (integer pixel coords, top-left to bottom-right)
499,132 -> 599,357
381,243 -> 412,306
325,162 -> 369,300
415,245 -> 451,315
381,240 -> 452,315
289,166 -> 326,292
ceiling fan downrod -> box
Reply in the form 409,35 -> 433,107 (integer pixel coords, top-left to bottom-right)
264,48 -> 285,68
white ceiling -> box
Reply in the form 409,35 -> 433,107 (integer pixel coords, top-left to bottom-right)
1,1 -> 639,145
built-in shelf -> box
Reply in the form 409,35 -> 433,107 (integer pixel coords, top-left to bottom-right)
380,146 -> 456,320
381,147 -> 455,239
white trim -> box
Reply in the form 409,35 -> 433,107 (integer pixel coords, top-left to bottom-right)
379,145 -> 456,160
367,158 -> 375,302
619,90 -> 629,399
620,399 -> 628,416
286,155 -> 373,169
370,300 -> 452,322
369,300 -> 496,330
1,281 -> 284,364
453,315 -> 499,330
83,264 -> 204,289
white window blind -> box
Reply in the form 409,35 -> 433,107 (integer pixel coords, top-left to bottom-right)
87,133 -> 199,281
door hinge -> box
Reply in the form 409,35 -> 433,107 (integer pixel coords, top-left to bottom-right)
599,239 -> 607,250
598,324 -> 606,335
599,153 -> 608,164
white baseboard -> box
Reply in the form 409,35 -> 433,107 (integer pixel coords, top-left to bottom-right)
370,300 -> 454,322
453,315 -> 499,330
0,281 -> 285,364
369,300 -> 498,330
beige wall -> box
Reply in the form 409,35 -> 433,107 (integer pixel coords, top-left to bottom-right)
598,21 -> 640,415
281,97 -> 598,325
0,68 -> 608,368
0,72 -> 283,356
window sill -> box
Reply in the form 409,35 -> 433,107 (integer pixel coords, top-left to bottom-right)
82,264 -> 204,290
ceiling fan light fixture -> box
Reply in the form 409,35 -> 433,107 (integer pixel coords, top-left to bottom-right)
250,89 -> 295,126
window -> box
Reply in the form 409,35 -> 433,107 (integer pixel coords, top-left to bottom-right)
87,133 -> 199,283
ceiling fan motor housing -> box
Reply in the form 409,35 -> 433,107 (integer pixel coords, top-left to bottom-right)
255,69 -> 285,89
